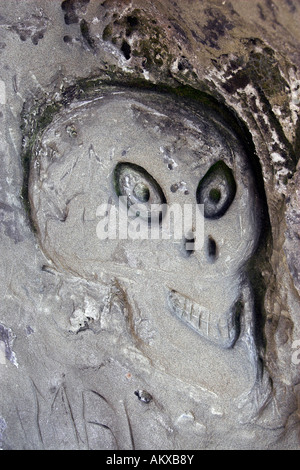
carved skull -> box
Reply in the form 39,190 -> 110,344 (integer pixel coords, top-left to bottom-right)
29,86 -> 262,386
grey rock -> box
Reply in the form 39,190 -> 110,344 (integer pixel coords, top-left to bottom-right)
0,0 -> 299,450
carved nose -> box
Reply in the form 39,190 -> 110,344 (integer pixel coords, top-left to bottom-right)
182,230 -> 195,257
207,235 -> 218,262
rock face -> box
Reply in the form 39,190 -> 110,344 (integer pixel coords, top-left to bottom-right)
0,0 -> 299,450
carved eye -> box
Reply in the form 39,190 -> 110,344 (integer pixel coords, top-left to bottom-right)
196,161 -> 236,219
114,162 -> 166,221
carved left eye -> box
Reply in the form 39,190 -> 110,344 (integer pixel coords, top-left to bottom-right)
196,161 -> 236,219
113,162 -> 166,221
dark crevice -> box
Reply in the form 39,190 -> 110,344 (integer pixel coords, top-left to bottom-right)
121,40 -> 131,60
61,0 -> 90,25
80,19 -> 95,49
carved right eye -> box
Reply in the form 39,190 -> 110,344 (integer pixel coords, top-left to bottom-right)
196,161 -> 236,219
113,162 -> 166,222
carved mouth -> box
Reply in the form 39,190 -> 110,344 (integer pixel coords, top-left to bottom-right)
167,289 -> 242,349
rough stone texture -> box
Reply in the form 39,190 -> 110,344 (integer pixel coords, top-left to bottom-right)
0,0 -> 299,450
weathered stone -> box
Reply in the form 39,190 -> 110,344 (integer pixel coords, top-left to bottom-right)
0,0 -> 299,450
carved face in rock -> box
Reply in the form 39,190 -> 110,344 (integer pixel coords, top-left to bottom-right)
29,87 -> 261,361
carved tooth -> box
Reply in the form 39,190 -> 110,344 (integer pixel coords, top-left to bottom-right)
190,303 -> 200,329
182,297 -> 189,321
167,289 -> 241,349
